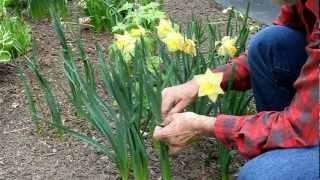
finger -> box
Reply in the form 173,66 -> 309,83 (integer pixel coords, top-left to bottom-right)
153,126 -> 164,140
161,115 -> 174,127
153,126 -> 165,140
168,100 -> 189,115
161,113 -> 183,127
161,95 -> 175,118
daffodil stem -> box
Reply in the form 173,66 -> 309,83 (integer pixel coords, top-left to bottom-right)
221,172 -> 229,180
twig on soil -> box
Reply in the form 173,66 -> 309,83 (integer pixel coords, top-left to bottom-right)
4,127 -> 30,134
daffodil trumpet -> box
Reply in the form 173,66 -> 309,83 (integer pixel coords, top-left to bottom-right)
194,69 -> 224,102
217,36 -> 237,58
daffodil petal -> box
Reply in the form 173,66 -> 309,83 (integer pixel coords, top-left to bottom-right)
208,94 -> 218,102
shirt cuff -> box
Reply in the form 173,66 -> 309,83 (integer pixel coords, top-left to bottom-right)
214,114 -> 241,149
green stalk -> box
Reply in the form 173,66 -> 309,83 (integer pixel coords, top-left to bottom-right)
18,65 -> 42,134
52,13 -> 86,119
143,74 -> 172,180
26,58 -> 64,140
159,142 -> 172,180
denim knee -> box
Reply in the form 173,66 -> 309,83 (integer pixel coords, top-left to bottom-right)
247,25 -> 307,82
247,25 -> 308,111
238,145 -> 319,180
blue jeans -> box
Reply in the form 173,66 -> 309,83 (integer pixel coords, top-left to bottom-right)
238,26 -> 319,180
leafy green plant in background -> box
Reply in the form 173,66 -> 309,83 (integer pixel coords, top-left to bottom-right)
79,1 -> 164,32
0,17 -> 31,63
1,0 -> 28,17
112,2 -> 166,33
1,0 -> 67,18
27,0 -> 68,18
0,26 -> 13,62
0,0 -> 7,17
80,0 -> 123,31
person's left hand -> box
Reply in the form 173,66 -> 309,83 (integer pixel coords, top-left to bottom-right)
153,112 -> 216,153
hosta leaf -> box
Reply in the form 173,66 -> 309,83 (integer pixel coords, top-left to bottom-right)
0,50 -> 11,63
118,2 -> 134,12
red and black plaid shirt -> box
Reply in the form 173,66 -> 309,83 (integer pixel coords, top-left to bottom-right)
213,0 -> 319,158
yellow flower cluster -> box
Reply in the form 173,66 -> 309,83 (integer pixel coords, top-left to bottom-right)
216,36 -> 237,58
114,26 -> 146,54
156,19 -> 196,56
194,69 -> 224,102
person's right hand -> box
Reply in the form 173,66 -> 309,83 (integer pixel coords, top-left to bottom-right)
161,78 -> 199,125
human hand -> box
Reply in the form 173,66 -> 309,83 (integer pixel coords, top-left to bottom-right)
161,79 -> 199,125
153,112 -> 215,154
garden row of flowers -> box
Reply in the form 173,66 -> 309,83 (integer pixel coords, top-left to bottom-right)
13,1 -> 259,179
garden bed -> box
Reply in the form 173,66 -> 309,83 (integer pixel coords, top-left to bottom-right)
0,0 -> 247,179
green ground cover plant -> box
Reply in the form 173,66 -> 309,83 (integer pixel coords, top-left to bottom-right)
79,1 -> 164,32
0,16 -> 31,63
1,0 -> 68,18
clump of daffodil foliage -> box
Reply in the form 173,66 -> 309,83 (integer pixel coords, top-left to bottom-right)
21,3 -> 256,180
109,2 -> 196,73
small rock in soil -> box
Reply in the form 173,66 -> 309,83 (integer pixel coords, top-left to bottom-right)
11,102 -> 20,109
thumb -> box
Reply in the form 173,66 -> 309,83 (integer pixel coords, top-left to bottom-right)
153,126 -> 165,140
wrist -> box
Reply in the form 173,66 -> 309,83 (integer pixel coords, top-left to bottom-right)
196,115 -> 216,137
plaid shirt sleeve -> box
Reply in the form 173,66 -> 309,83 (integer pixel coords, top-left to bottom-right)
213,2 -> 320,159
212,53 -> 251,91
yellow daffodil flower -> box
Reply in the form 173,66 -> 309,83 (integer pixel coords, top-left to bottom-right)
182,39 -> 196,56
194,69 -> 224,102
156,19 -> 174,39
217,36 -> 237,58
163,31 -> 184,52
115,32 -> 136,54
129,26 -> 146,39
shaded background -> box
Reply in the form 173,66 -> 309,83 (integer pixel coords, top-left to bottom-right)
215,0 -> 280,24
